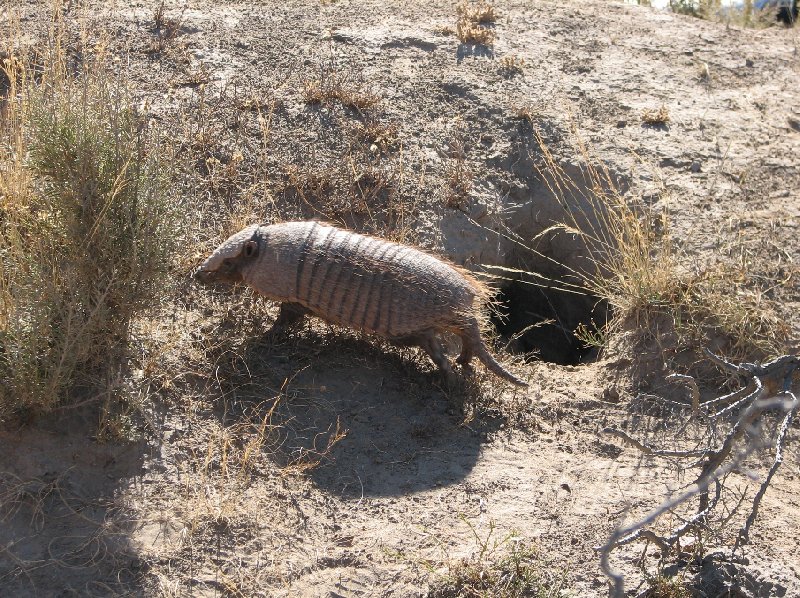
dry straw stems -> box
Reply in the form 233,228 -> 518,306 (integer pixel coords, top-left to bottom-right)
0,18 -> 183,416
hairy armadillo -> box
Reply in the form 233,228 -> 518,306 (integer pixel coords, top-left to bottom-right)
195,221 -> 527,386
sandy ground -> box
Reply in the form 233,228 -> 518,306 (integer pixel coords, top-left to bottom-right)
1,0 -> 799,596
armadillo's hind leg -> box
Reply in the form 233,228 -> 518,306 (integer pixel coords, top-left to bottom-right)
268,302 -> 310,333
392,331 -> 456,382
458,320 -> 528,387
417,332 -> 455,380
455,339 -> 474,375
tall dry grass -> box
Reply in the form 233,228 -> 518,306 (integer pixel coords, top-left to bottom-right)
530,122 -> 788,368
0,12 -> 183,417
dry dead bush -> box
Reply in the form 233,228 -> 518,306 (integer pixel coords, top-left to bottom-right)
457,21 -> 496,46
600,351 -> 798,597
0,17 -> 183,417
282,153 -> 402,223
302,67 -> 381,112
499,55 -> 526,77
641,105 -> 671,125
353,118 -> 400,155
456,1 -> 497,45
457,1 -> 498,24
443,127 -> 473,209
145,0 -> 184,55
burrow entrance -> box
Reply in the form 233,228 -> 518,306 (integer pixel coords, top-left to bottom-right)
491,279 -> 610,365
482,152 -> 623,366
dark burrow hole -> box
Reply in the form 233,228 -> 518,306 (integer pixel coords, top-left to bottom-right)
491,280 -> 610,365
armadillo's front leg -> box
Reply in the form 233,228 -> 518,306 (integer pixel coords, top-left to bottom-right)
269,302 -> 310,332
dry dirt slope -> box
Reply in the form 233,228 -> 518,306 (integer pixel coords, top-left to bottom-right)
1,0 -> 799,596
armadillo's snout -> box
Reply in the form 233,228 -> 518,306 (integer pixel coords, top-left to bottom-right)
193,267 -> 215,284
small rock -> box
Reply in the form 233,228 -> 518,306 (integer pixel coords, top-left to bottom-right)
616,119 -> 627,128
690,160 -> 702,173
745,58 -> 754,67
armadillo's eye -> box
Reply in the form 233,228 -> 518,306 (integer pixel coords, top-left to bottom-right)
243,240 -> 258,258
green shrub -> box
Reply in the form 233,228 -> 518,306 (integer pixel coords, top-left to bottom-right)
0,41 -> 181,417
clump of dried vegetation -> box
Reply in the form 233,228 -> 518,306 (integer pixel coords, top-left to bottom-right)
525,120 -> 790,372
0,21 -> 183,418
499,55 -> 526,77
302,65 -> 381,112
641,105 -> 671,126
456,1 -> 497,45
443,131 -> 473,209
427,521 -> 565,598
146,0 -> 184,55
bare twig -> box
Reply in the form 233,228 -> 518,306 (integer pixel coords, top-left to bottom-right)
598,351 -> 799,598
603,427 -> 706,458
600,438 -> 759,598
734,390 -> 797,552
666,373 -> 700,414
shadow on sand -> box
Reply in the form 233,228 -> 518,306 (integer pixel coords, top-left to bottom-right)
209,326 -> 502,499
0,410 -> 148,596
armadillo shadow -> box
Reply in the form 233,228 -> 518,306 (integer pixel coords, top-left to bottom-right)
216,326 -> 501,499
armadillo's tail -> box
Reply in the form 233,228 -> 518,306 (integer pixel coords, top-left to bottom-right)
459,321 -> 528,387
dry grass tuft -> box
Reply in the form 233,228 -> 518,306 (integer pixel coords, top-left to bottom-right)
530,122 -> 789,374
302,67 -> 381,112
443,135 -> 473,209
145,0 -> 184,55
510,103 -> 545,122
0,17 -> 183,417
456,1 -> 497,45
645,575 -> 692,598
427,522 -> 565,598
354,118 -> 400,155
457,1 -> 498,24
641,105 -> 671,126
499,55 -> 526,77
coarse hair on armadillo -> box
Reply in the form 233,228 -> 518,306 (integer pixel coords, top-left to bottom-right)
195,221 -> 527,386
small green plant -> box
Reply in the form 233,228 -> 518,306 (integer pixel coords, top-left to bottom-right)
0,27 -> 182,417
574,321 -> 608,349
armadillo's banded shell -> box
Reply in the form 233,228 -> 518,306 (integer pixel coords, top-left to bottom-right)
243,222 -> 482,338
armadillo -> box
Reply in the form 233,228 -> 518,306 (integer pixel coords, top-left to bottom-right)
194,221 -> 527,386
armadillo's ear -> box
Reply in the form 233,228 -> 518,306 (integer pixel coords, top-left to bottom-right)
243,239 -> 259,258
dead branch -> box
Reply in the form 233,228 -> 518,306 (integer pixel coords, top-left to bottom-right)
598,351 -> 799,598
602,427 -> 706,458
666,373 -> 700,414
734,390 -> 797,552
